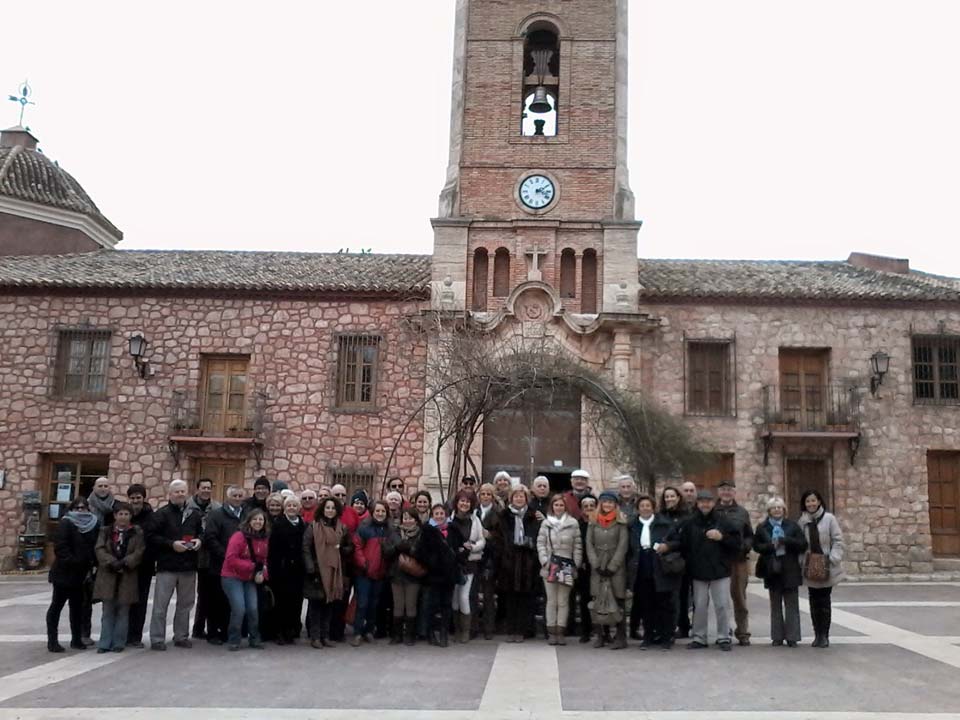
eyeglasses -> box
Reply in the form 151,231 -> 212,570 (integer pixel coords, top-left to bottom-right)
389,484 -> 404,491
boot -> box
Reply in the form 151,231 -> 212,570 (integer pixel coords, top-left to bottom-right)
593,626 -> 609,648
457,613 -> 471,644
403,618 -> 416,647
610,621 -> 627,650
47,633 -> 65,653
389,620 -> 403,645
547,626 -> 559,646
555,626 -> 567,646
437,622 -> 449,648
821,604 -> 831,648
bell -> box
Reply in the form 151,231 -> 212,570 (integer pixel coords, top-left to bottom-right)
529,85 -> 552,114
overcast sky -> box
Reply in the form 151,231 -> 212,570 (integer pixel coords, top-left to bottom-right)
4,1 -> 959,276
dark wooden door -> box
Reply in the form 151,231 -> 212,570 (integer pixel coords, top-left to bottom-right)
482,388 -> 581,485
684,453 -> 735,494
195,459 -> 245,503
779,349 -> 828,429
928,452 -> 960,556
786,457 -> 830,519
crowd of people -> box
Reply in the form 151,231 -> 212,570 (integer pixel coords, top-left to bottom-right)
44,469 -> 845,654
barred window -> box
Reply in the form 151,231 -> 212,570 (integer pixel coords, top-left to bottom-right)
913,335 -> 960,405
335,335 -> 380,409
685,339 -> 735,416
53,329 -> 111,398
331,469 -> 375,499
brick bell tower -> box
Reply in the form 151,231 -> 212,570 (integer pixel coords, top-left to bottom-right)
431,0 -> 640,316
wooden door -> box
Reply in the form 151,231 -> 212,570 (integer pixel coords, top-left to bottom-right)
195,460 -> 245,503
685,453 -> 735,494
779,349 -> 828,429
928,451 -> 960,556
200,357 -> 249,436
786,457 -> 830,519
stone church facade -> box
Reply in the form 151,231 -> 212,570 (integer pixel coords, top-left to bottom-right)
1,0 -> 959,574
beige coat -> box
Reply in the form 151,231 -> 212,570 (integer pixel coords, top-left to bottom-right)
537,514 -> 583,580
93,525 -> 145,604
586,515 -> 630,599
798,510 -> 845,588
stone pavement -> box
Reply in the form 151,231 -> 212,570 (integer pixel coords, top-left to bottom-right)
1,577 -> 959,720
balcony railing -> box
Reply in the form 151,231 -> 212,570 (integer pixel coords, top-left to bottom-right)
761,384 -> 860,434
169,389 -> 266,440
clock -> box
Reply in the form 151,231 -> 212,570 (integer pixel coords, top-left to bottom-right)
518,174 -> 556,209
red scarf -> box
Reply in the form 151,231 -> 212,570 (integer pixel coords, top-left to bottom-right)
596,509 -> 618,529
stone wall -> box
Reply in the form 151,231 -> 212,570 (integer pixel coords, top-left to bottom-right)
0,291 -> 427,569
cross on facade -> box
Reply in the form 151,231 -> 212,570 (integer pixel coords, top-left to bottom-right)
525,247 -> 548,281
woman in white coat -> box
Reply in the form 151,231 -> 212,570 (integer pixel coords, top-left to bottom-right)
798,489 -> 845,648
448,490 -> 485,643
537,493 -> 583,646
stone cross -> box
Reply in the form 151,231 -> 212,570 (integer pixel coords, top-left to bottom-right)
525,248 -> 547,282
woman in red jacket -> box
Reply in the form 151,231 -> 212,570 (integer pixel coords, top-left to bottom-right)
349,500 -> 389,646
221,509 -> 269,650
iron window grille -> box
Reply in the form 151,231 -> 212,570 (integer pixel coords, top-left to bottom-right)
683,335 -> 737,417
331,469 -> 376,499
52,328 -> 111,399
912,333 -> 960,405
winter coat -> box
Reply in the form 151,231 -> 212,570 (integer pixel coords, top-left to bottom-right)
626,513 -> 683,593
494,507 -> 541,593
93,524 -> 145,603
415,522 -> 460,587
382,525 -> 424,582
221,531 -> 269,582
798,510 -> 845,588
130,503 -> 155,576
586,515 -> 630,599
536,514 -> 583,580
268,515 -> 307,593
203,504 -> 244,576
670,508 -> 741,582
186,495 -> 220,570
353,518 -> 389,581
48,518 -> 98,587
449,513 -> 486,567
302,520 -> 352,601
753,518 -> 808,590
147,501 -> 204,574
714,501 -> 754,561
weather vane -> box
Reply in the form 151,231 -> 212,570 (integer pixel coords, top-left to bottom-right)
7,81 -> 35,126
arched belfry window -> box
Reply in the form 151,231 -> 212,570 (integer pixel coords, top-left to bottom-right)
581,249 -> 598,313
493,248 -> 511,297
472,248 -> 489,311
521,25 -> 559,137
559,248 -> 576,298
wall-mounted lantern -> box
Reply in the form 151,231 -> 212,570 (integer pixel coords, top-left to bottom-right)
870,350 -> 890,396
128,332 -> 150,379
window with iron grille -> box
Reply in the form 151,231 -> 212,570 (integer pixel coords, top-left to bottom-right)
913,334 -> 960,405
335,334 -> 381,409
684,338 -> 736,416
331,469 -> 375,498
53,329 -> 111,398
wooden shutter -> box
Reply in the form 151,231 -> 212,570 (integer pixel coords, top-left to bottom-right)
200,357 -> 249,435
928,452 -> 960,556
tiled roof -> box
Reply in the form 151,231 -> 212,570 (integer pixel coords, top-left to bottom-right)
0,145 -> 121,239
637,259 -> 960,303
0,250 -> 432,295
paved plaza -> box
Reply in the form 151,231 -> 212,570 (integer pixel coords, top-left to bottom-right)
1,577 -> 959,719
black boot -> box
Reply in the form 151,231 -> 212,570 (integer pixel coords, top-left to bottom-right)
820,603 -> 831,648
47,634 -> 65,653
389,620 -> 403,645
610,621 -> 627,650
404,618 -> 416,647
810,596 -> 825,647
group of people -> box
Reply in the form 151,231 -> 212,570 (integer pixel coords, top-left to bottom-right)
45,468 -> 845,654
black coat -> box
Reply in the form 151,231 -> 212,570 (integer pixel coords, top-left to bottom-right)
268,516 -> 307,591
382,525 -> 423,582
414,523 -> 460,587
753,518 -> 808,590
48,519 -> 98,587
494,508 -> 541,593
203,505 -> 243,576
130,503 -> 155,576
671,508 -> 741,581
626,513 -> 683,593
147,502 -> 204,573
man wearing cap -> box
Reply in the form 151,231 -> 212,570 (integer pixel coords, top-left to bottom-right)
563,469 -> 592,520
668,488 -> 740,650
714,478 -> 754,646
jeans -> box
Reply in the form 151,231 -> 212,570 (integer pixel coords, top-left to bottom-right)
99,599 -> 130,651
544,581 -> 572,628
150,571 -> 197,644
46,583 -> 84,645
354,576 -> 385,637
221,576 -> 260,646
729,559 -> 751,641
692,577 -> 732,645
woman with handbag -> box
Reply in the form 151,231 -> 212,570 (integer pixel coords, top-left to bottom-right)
753,497 -> 808,647
448,490 -> 485,643
494,485 -> 541,643
798,490 -> 845,648
221,509 -> 269,650
627,495 -> 684,650
383,507 -> 425,645
537,493 -> 582,646
586,490 -> 630,649
302,497 -> 352,649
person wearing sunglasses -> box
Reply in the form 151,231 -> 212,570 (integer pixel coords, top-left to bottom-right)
46,497 -> 99,652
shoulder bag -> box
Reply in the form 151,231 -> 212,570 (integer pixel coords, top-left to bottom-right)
803,517 -> 830,583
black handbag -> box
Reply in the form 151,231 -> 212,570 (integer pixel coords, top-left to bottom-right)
757,555 -> 783,579
659,551 -> 685,575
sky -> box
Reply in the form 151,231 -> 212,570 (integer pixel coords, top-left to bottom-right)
4,1 -> 960,277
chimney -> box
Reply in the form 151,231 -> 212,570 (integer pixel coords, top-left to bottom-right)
847,252 -> 910,275
0,126 -> 39,151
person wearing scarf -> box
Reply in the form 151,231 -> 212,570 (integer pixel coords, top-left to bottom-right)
586,490 -> 629,649
537,493 -> 583,646
415,504 -> 459,647
383,508 -> 424,645
495,485 -> 540,643
350,500 -> 390,646
46,497 -> 99,652
753,497 -> 807,647
87,476 -> 116,526
448,490 -> 485,643
93,502 -> 145,652
798,490 -> 846,648
303,497 -> 350,649
268,496 -> 307,645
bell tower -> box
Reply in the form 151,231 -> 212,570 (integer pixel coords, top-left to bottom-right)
431,0 -> 639,315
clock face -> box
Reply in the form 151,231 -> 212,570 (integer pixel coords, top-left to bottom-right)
519,174 -> 556,209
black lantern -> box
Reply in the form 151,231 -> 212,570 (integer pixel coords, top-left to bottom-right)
128,332 -> 150,378
869,350 -> 890,396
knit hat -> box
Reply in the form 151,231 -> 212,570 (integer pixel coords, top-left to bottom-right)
272,480 -> 289,492
254,476 -> 271,491
350,489 -> 369,507
598,490 -> 618,503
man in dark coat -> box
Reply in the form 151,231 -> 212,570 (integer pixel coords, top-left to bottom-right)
125,484 -> 154,647
147,480 -> 204,650
187,478 -> 220,640
714,478 -> 754,646
243,476 -> 271,514
670,489 -> 740,650
202,485 -> 245,644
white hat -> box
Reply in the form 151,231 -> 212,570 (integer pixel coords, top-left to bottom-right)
571,469 -> 590,479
